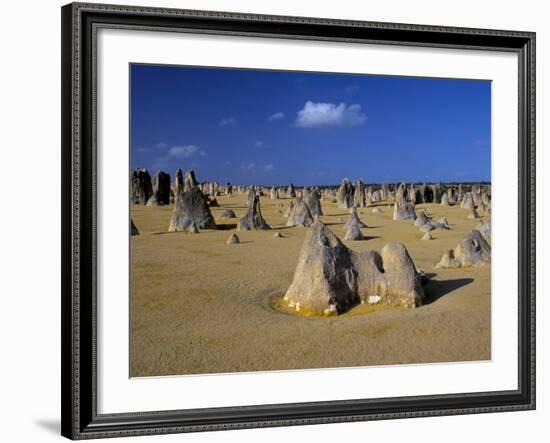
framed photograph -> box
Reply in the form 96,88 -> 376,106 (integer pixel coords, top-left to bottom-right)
61,2 -> 536,439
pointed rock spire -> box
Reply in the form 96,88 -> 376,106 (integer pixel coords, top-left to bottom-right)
238,193 -> 270,231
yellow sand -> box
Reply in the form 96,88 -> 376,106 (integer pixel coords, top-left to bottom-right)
130,195 -> 490,377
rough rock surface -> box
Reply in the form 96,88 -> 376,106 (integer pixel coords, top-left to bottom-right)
476,220 -> 491,243
283,221 -> 425,315
168,185 -> 217,231
393,183 -> 416,220
461,192 -> 475,210
336,178 -> 354,209
146,171 -> 170,206
435,229 -> 491,269
287,198 -> 314,227
353,179 -> 365,208
303,189 -> 323,217
173,169 -> 184,197
414,211 -> 430,227
467,207 -> 480,219
131,169 -> 153,205
183,170 -> 198,191
287,183 -> 296,198
238,193 -> 270,231
226,233 -> 240,245
344,223 -> 364,241
393,201 -> 417,220
345,208 -> 367,229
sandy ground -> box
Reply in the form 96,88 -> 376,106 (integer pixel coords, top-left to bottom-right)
130,194 -> 490,377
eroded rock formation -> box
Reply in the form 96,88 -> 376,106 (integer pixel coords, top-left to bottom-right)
168,172 -> 216,231
336,178 -> 354,209
238,193 -> 270,231
131,169 -> 153,205
287,198 -> 314,227
435,229 -> 491,269
283,221 -> 425,315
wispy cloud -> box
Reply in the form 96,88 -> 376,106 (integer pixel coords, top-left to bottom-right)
137,141 -> 168,153
167,145 -> 200,159
264,164 -> 275,172
151,144 -> 205,171
295,101 -> 367,128
220,117 -> 237,126
268,112 -> 285,122
254,141 -> 266,148
240,162 -> 256,171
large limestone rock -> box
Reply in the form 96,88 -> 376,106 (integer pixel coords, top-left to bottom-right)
130,169 -> 153,205
287,198 -> 314,227
147,171 -> 170,206
287,183 -> 296,198
440,192 -> 450,206
435,229 -> 491,269
393,183 -> 417,220
393,201 -> 416,220
283,221 -> 425,315
344,223 -> 363,241
183,169 -> 198,191
336,178 -> 354,209
476,220 -> 491,243
303,189 -> 323,217
173,169 -> 184,197
168,176 -> 216,231
414,211 -> 430,227
238,193 -> 270,231
461,192 -> 475,210
431,184 -> 442,204
345,208 -> 367,229
353,179 -> 366,208
467,207 -> 480,219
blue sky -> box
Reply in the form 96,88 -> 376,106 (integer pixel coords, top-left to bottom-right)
131,64 -> 491,186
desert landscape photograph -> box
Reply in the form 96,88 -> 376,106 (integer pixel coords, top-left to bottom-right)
129,64 -> 491,377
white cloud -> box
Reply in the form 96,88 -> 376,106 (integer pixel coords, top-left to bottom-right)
240,163 -> 256,171
155,142 -> 168,148
167,145 -> 200,159
220,117 -> 237,126
151,145 -> 204,171
268,112 -> 285,122
264,164 -> 275,171
295,101 -> 367,128
254,141 -> 264,148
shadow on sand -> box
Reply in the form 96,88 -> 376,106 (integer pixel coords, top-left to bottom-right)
422,274 -> 474,305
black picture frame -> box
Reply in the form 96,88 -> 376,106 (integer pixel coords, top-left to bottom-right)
61,2 -> 536,439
